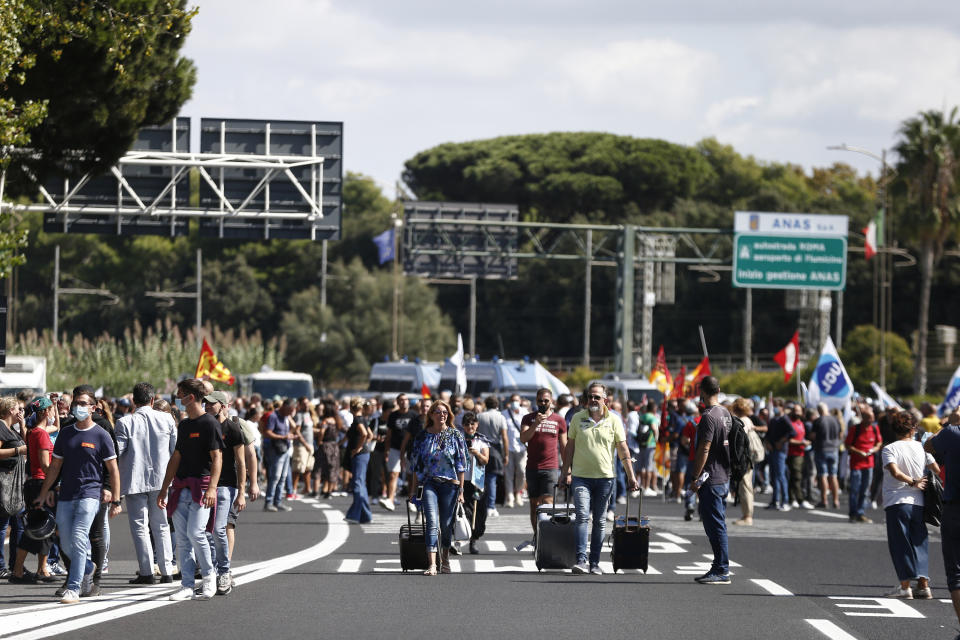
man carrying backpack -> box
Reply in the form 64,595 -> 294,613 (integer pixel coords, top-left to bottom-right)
688,376 -> 733,585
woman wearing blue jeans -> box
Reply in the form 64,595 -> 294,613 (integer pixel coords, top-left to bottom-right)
345,399 -> 374,524
881,411 -> 939,599
408,400 -> 467,576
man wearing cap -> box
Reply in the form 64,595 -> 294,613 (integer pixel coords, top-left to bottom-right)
203,389 -> 249,595
114,382 -> 177,585
764,402 -> 795,511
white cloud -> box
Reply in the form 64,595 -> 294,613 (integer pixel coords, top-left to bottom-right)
705,96 -> 761,129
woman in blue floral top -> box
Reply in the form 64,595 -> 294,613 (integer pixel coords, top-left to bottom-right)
409,399 -> 467,575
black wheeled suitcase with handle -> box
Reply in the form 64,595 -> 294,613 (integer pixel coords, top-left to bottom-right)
399,499 -> 428,571
611,490 -> 650,573
535,483 -> 577,570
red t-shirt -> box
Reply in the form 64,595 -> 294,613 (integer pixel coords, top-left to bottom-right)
522,411 -> 567,470
845,421 -> 881,470
27,426 -> 53,480
681,421 -> 698,461
788,419 -> 806,457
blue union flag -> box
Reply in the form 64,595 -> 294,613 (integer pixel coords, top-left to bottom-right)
807,336 -> 854,410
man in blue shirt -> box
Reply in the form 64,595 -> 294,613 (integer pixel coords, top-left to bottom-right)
926,417 -> 960,626
263,398 -> 297,512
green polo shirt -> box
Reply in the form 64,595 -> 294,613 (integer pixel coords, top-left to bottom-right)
568,407 -> 627,478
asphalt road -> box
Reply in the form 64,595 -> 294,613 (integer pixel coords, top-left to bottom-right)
2,491 -> 959,640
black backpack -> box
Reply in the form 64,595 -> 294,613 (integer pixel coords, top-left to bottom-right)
728,414 -> 751,484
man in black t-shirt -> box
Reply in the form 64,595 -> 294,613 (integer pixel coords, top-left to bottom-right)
158,379 -> 223,602
689,376 -> 733,585
204,390 -> 249,596
382,394 -> 416,511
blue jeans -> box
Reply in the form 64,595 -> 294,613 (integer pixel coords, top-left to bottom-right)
769,449 -> 789,507
683,457 -> 697,512
698,482 -> 729,576
171,488 -> 214,587
207,486 -> 237,575
572,476 -> 614,566
885,503 -> 929,581
346,453 -> 373,523
264,444 -> 292,507
0,510 -> 24,571
55,497 -> 100,592
848,467 -> 872,518
421,479 -> 459,552
485,473 -> 498,510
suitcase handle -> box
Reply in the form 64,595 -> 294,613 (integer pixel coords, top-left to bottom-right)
407,496 -> 426,535
624,486 -> 642,523
552,482 -> 572,516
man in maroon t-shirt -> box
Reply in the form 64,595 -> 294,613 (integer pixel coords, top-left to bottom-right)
786,404 -> 811,509
518,388 -> 568,539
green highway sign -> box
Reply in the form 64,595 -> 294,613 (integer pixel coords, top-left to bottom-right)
732,234 -> 847,290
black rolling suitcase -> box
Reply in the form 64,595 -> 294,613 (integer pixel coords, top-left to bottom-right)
399,499 -> 428,571
611,490 -> 650,573
535,483 -> 577,570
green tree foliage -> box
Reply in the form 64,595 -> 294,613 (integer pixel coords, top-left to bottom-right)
892,108 -> 960,394
839,324 -> 914,395
281,258 -> 454,384
3,0 -> 197,194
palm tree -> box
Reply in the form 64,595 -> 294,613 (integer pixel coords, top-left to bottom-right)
892,108 -> 960,394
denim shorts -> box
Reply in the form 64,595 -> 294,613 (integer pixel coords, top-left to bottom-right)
638,447 -> 656,471
816,450 -> 838,476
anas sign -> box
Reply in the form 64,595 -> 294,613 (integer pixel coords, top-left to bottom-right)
732,212 -> 848,290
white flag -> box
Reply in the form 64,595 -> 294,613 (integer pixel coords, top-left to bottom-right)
449,333 -> 467,396
807,336 -> 854,410
870,381 -> 902,411
94,386 -> 104,399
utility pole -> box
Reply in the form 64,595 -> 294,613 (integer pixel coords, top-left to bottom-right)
583,229 -> 592,367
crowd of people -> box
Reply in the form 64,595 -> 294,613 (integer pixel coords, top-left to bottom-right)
2,378 -> 960,627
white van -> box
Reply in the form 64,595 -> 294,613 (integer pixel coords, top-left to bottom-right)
593,373 -> 664,407
237,368 -> 314,401
0,356 -> 46,396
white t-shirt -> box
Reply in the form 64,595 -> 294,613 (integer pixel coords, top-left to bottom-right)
881,439 -> 935,508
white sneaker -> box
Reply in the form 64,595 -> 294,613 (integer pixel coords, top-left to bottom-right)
516,495 -> 524,507
790,500 -> 800,509
606,510 -> 615,522
643,488 -> 658,497
380,499 -> 395,511
885,585 -> 913,599
59,589 -> 80,604
194,574 -> 216,600
800,500 -> 815,509
169,586 -> 194,601
487,508 -> 500,518
616,495 -> 627,505
407,501 -> 418,514
871,500 -> 878,510
505,495 -> 515,508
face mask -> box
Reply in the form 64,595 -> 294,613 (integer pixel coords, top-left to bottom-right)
72,405 -> 90,421
511,401 -> 520,411
537,402 -> 550,413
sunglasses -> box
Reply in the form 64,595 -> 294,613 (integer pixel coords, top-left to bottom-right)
433,410 -> 449,416
589,394 -> 604,401
75,400 -> 94,407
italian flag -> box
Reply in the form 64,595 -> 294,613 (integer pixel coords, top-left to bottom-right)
863,208 -> 883,260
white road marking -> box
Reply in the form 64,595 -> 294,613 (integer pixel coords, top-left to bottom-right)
485,540 -> 507,552
473,559 -> 539,572
1,509 -> 350,640
337,559 -> 362,573
448,559 -> 461,573
829,597 -> 924,618
701,554 -> 741,567
649,542 -> 686,554
806,619 -> 860,640
751,579 -> 793,596
300,498 -> 318,504
809,510 -> 850,520
656,532 -> 691,544
373,559 -> 404,573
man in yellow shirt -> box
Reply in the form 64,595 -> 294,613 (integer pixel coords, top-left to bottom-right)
561,383 -> 639,575
920,403 -> 941,435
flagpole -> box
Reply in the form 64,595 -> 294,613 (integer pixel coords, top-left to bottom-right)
698,325 -> 709,359
391,213 -> 400,360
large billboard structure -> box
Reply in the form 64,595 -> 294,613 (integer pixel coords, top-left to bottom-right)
30,117 -> 342,241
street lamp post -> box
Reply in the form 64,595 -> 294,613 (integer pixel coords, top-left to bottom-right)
827,144 -> 893,390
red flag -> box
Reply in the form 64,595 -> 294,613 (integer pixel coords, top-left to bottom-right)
773,331 -> 800,383
672,365 -> 686,399
685,357 -> 711,396
420,382 -> 431,399
195,338 -> 235,385
648,345 -> 673,396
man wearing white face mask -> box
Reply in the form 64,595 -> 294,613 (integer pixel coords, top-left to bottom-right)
502,394 -> 529,508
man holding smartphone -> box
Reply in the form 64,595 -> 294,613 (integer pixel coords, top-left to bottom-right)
519,389 -> 568,543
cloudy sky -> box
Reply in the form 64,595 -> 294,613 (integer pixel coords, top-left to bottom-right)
179,0 -> 960,194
